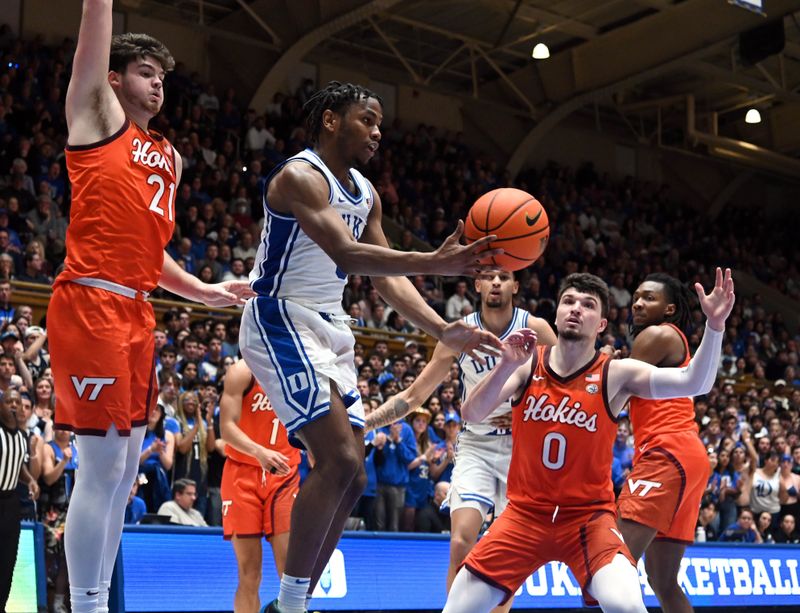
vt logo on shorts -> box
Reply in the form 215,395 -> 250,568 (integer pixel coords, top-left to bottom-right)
222,500 -> 232,516
71,376 -> 117,401
627,478 -> 662,497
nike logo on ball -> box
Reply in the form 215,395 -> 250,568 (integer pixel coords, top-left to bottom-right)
525,211 -> 542,226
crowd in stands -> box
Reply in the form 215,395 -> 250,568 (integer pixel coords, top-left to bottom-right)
1,23 -> 799,606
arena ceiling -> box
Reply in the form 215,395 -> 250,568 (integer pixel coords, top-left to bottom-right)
128,0 -> 800,177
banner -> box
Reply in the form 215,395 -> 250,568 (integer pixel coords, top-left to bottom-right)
120,527 -> 799,611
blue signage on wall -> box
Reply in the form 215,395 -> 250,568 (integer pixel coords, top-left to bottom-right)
119,527 -> 799,611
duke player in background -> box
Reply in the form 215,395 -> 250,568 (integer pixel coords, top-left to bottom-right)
442,269 -> 735,613
616,274 -> 714,613
49,3 -> 252,612
220,359 -> 300,613
365,270 -> 556,610
238,81 -> 504,613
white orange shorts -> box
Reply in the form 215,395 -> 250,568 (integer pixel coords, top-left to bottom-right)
465,504 -> 635,606
50,281 -> 157,436
617,431 -> 710,543
221,458 -> 299,539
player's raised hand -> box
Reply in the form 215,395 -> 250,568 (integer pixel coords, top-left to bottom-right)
430,220 -> 504,276
500,328 -> 537,366
695,267 -> 735,332
440,319 -> 503,363
200,280 -> 257,307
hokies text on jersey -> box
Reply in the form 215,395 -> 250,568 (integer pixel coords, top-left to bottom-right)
131,138 -> 173,174
522,393 -> 598,432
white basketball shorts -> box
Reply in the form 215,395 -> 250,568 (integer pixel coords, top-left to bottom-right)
445,429 -> 512,520
240,296 -> 363,441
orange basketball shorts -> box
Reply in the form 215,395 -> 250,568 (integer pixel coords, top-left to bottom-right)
50,282 -> 157,436
221,458 -> 299,539
464,503 -> 635,606
617,430 -> 710,543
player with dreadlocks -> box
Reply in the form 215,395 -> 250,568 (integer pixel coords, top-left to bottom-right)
616,272 -> 708,613
239,81 -> 503,613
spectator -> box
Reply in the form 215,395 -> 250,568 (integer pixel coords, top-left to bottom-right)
174,391 -> 213,517
124,480 -> 147,525
157,479 -> 207,526
415,481 -> 451,533
780,454 -> 800,521
750,450 -> 788,526
445,279 -> 473,322
14,391 -> 43,521
0,279 -> 14,325
430,411 -> 460,484
756,511 -> 776,543
719,507 -> 761,543
695,498 -> 718,542
373,419 -> 416,532
222,257 -> 248,282
402,407 -> 436,531
138,402 -> 176,512
716,447 -> 739,531
773,514 -> 799,544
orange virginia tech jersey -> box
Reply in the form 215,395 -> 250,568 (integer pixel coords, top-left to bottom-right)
225,377 -> 300,468
509,346 -> 617,512
60,120 -> 177,292
629,323 -> 697,452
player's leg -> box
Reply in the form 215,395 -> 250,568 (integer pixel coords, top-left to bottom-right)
617,518 -> 657,561
269,531 -> 290,577
64,429 -> 130,613
96,426 -> 147,613
233,536 -> 264,613
307,424 -> 367,592
644,540 -> 691,613
443,568 -> 505,613
447,507 -> 485,591
278,392 -> 364,613
586,554 -> 647,613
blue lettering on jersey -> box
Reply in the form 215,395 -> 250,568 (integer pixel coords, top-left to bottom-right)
341,213 -> 365,240
469,355 -> 497,375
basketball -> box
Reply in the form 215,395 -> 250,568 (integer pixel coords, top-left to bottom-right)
464,188 -> 550,271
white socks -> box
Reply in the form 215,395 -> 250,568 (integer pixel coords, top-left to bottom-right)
68,586 -> 99,613
278,574 -> 311,613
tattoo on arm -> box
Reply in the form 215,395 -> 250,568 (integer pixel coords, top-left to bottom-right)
365,397 -> 410,431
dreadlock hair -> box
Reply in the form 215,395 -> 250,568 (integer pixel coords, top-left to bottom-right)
110,33 -> 175,74
557,273 -> 610,318
639,272 -> 696,336
303,81 -> 383,144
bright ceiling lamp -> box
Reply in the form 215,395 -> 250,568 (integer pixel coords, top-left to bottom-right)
532,43 -> 550,59
745,108 -> 762,124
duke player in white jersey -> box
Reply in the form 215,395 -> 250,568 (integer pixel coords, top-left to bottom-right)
239,82 -> 504,613
366,270 -> 556,608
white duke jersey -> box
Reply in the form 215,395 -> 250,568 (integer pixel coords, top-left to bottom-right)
250,149 -> 374,313
458,307 -> 529,436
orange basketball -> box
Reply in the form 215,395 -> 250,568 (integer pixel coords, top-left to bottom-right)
464,188 -> 550,271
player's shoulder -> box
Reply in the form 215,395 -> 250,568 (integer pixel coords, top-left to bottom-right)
223,359 -> 253,393
633,323 -> 682,347
271,158 -> 328,199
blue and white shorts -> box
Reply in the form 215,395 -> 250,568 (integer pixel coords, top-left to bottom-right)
240,296 -> 363,441
444,430 -> 511,520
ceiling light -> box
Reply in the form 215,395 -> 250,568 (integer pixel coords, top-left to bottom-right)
532,43 -> 550,60
745,108 -> 761,124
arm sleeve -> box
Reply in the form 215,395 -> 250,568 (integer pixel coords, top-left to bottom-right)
649,324 -> 723,399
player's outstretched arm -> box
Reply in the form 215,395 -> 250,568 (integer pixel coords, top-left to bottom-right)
274,166 -> 501,277
610,267 -> 735,403
219,362 -> 290,476
159,251 -> 256,307
66,0 -> 125,144
461,329 -> 537,423
365,342 -> 457,432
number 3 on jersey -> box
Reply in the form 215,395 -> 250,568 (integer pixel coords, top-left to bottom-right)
147,173 -> 175,221
542,432 -> 566,470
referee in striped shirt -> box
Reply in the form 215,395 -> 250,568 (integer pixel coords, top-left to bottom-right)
1,388 -> 39,611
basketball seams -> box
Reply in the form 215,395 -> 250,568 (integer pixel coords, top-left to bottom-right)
486,197 -> 536,232
484,190 -> 499,233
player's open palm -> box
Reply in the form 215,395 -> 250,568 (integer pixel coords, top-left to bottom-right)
441,319 -> 503,363
432,220 -> 503,275
695,267 -> 735,331
501,328 -> 537,367
202,280 -> 257,307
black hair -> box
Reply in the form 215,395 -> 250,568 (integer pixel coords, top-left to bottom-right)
303,81 -> 383,144
173,478 -> 196,495
557,273 -> 610,317
640,272 -> 695,335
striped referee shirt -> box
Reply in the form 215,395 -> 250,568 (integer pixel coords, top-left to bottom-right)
0,422 -> 27,492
